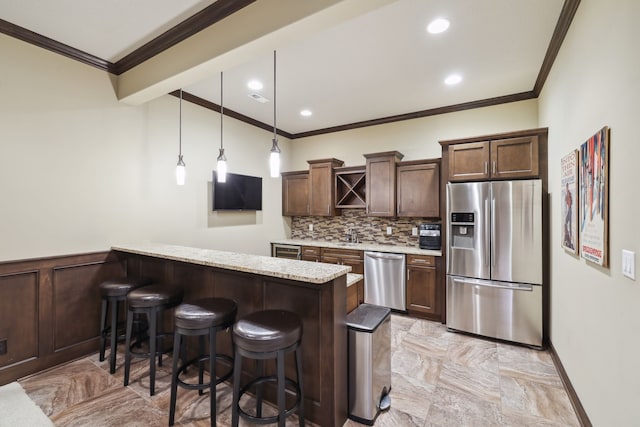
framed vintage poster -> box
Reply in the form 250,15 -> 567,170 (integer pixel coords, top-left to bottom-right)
579,126 -> 609,267
561,150 -> 579,254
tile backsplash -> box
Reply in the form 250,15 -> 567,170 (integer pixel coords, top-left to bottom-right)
291,209 -> 440,246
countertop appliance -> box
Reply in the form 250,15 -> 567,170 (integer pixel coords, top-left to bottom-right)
419,223 -> 441,250
446,179 -> 543,347
364,251 -> 406,311
271,243 -> 300,260
347,304 -> 391,425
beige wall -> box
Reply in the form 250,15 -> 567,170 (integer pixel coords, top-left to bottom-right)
4,2 -> 638,422
538,0 -> 640,425
289,99 -> 538,170
0,34 -> 289,261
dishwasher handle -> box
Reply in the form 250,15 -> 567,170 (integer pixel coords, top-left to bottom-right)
364,251 -> 405,261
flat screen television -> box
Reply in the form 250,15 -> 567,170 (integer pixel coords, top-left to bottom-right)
212,171 -> 262,211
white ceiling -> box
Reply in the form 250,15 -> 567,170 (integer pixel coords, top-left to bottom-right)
0,0 -> 565,135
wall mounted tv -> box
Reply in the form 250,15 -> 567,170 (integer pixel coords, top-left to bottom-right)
212,171 -> 262,211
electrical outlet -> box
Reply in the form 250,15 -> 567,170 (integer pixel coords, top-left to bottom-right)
622,249 -> 635,280
308,224 -> 313,232
0,339 -> 7,355
412,227 -> 418,236
386,226 -> 392,235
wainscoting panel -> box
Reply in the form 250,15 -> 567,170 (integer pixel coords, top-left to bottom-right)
0,251 -> 126,385
0,271 -> 38,369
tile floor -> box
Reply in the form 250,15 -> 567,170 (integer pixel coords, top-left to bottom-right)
19,315 -> 579,426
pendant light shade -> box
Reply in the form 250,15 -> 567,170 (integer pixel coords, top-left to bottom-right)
269,138 -> 280,178
270,50 -> 281,178
217,71 -> 227,183
176,89 -> 186,185
176,155 -> 186,185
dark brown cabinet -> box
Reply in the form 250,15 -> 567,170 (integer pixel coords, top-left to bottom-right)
396,160 -> 440,218
365,151 -> 404,217
347,276 -> 363,313
406,254 -> 438,317
448,136 -> 539,182
300,246 -> 321,262
335,166 -> 366,209
321,247 -> 364,274
321,247 -> 365,310
281,171 -> 309,216
491,136 -> 539,179
308,158 -> 344,216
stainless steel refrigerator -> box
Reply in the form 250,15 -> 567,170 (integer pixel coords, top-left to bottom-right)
446,179 -> 543,347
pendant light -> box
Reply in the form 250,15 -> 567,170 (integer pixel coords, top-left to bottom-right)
175,89 -> 186,186
269,50 -> 281,178
216,71 -> 227,183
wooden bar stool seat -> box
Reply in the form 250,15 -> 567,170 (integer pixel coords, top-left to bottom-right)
123,283 -> 183,396
231,310 -> 305,427
99,277 -> 152,374
169,298 -> 237,426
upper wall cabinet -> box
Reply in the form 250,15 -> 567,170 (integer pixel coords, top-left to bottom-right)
335,166 -> 366,209
447,135 -> 539,181
396,160 -> 440,218
308,158 -> 344,216
281,171 -> 309,216
365,151 -> 404,217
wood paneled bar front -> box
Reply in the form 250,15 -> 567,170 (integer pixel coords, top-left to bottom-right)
112,243 -> 350,427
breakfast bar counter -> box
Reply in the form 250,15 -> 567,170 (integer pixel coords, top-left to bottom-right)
112,243 -> 350,427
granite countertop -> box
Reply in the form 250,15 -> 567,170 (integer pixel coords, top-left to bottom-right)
346,273 -> 363,287
112,243 -> 351,285
272,239 -> 442,257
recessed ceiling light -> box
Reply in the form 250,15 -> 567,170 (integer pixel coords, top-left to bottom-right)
444,74 -> 462,85
427,18 -> 450,34
247,80 -> 263,90
300,109 -> 312,117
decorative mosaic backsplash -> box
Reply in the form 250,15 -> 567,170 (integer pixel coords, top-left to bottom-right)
291,209 -> 440,246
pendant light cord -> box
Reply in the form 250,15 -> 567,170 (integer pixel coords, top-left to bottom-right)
273,50 -> 277,139
179,89 -> 183,156
220,72 -> 224,149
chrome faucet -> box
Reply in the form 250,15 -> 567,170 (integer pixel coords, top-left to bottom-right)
345,228 -> 358,244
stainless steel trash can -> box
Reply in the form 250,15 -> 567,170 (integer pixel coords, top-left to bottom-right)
347,304 -> 391,425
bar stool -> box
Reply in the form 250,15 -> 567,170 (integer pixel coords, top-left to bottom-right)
123,283 -> 183,396
99,277 -> 152,374
231,310 -> 305,427
168,298 -> 237,426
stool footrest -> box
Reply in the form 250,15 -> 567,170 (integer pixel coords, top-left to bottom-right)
176,354 -> 233,391
237,375 -> 302,424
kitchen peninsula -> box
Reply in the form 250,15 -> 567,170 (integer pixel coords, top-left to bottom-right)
112,243 -> 350,427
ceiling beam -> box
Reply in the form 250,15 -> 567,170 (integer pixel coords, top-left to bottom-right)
116,0 -> 394,105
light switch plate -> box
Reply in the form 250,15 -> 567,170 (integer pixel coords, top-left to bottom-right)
412,227 -> 418,236
386,226 -> 392,235
308,224 -> 313,232
622,249 -> 635,280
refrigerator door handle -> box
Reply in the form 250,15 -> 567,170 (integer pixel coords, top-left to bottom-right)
484,198 -> 490,268
451,276 -> 534,292
491,197 -> 496,269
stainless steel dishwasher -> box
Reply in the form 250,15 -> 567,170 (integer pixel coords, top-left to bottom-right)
364,251 -> 406,311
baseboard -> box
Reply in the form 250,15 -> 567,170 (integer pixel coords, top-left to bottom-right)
548,342 -> 592,427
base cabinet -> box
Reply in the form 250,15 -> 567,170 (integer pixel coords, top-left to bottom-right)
406,255 -> 438,318
346,277 -> 364,313
321,248 -> 364,275
301,246 -> 321,262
